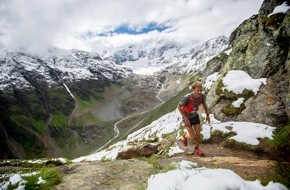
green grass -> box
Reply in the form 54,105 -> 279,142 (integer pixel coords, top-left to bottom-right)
262,123 -> 290,161
269,162 -> 290,188
77,96 -> 92,109
51,112 -> 68,127
221,103 -> 246,116
272,123 -> 290,148
72,111 -> 101,126
220,52 -> 229,64
261,15 -> 280,30
255,162 -> 290,188
73,93 -> 103,116
223,139 -> 258,151
91,90 -> 105,100
1,159 -> 69,169
2,83 -> 114,159
203,130 -> 236,143
24,168 -> 62,190
3,166 -> 63,190
215,79 -> 226,97
48,88 -> 75,116
10,114 -> 46,134
75,95 -> 101,110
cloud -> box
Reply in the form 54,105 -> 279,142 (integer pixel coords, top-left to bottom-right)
0,0 -> 263,53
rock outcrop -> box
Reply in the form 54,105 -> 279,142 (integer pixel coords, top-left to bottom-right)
205,0 -> 290,126
117,142 -> 160,159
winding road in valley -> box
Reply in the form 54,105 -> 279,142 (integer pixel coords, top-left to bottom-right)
95,83 -> 165,152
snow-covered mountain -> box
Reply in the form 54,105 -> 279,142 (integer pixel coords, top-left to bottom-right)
0,49 -> 132,91
0,35 -> 229,91
0,36 -> 228,91
104,36 -> 229,75
104,39 -> 184,65
160,36 -> 229,74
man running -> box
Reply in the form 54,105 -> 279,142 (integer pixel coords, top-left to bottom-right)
177,81 -> 210,156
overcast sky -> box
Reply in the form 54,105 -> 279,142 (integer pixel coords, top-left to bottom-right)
0,0 -> 263,53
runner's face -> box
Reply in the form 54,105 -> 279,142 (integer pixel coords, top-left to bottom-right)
193,87 -> 202,97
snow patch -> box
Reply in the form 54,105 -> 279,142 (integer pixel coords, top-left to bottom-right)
224,48 -> 232,55
202,116 -> 275,145
222,70 -> 267,94
63,83 -> 75,99
205,72 -> 220,90
147,161 -> 287,190
232,97 -> 244,108
268,2 -> 290,17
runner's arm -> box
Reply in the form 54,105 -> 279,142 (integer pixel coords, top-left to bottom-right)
202,103 -> 210,124
177,104 -> 190,127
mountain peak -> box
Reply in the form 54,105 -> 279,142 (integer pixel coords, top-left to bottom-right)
104,36 -> 228,75
0,49 -> 131,91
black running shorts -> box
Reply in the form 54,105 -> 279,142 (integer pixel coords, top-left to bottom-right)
185,114 -> 200,126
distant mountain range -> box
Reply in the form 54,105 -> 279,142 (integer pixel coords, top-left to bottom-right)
0,49 -> 131,91
0,36 -> 228,91
104,36 -> 228,74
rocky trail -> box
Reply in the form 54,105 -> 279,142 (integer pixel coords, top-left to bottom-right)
52,141 -> 277,190
175,141 -> 276,180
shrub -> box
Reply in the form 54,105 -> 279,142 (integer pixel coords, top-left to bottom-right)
221,103 -> 246,116
270,162 -> 290,188
25,168 -> 62,190
264,123 -> 290,161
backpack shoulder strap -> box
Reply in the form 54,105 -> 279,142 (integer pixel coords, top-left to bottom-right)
198,95 -> 203,105
184,93 -> 193,105
194,95 -> 203,111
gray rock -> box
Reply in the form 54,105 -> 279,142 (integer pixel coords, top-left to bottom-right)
117,143 -> 160,159
53,159 -> 152,190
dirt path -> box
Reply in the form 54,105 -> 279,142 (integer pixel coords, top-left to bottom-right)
173,140 -> 276,180
52,141 -> 278,190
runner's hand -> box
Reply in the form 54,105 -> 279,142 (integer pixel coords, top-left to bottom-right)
183,117 -> 191,127
206,115 -> 210,124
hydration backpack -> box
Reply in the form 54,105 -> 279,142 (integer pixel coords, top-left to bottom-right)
181,95 -> 202,114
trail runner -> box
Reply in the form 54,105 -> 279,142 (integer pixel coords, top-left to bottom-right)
177,81 -> 210,156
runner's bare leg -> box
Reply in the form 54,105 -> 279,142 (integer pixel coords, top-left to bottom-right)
193,124 -> 201,148
185,126 -> 196,140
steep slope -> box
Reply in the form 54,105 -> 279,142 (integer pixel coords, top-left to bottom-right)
0,49 -> 135,159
